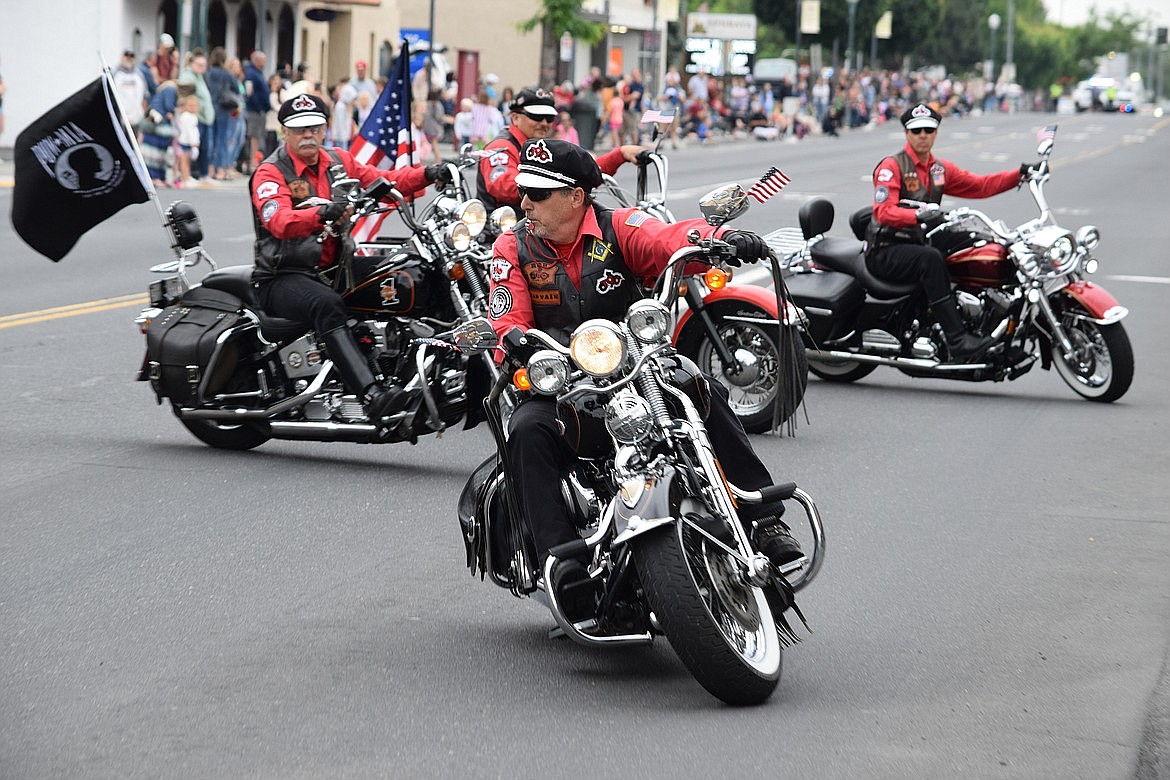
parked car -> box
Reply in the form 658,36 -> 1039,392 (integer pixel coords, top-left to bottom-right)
1072,75 -> 1140,112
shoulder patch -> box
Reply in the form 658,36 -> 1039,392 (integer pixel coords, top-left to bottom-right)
488,287 -> 513,320
488,151 -> 509,167
624,210 -> 651,228
256,181 -> 279,199
874,186 -> 889,204
489,257 -> 512,282
489,167 -> 508,183
877,168 -> 894,183
261,199 -> 279,221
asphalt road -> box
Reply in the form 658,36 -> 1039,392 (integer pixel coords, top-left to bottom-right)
2,111 -> 1169,779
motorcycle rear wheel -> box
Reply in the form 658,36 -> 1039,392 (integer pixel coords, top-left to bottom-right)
177,412 -> 271,450
634,520 -> 781,705
1052,318 -> 1133,403
807,356 -> 877,383
686,306 -> 809,433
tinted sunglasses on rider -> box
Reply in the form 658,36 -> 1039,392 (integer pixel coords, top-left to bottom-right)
518,185 -> 571,202
908,127 -> 937,135
523,111 -> 557,123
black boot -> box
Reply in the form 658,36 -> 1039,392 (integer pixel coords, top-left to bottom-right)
321,328 -> 410,421
754,516 -> 804,568
930,295 -> 994,362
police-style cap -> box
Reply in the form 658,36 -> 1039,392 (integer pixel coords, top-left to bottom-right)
901,103 -> 941,131
278,94 -> 329,128
512,87 -> 557,117
515,139 -> 603,191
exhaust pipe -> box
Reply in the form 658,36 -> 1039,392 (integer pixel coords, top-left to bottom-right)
806,349 -> 990,372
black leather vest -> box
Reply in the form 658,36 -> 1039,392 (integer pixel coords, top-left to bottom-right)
513,204 -> 642,346
475,130 -> 522,212
251,146 -> 346,283
867,151 -> 947,251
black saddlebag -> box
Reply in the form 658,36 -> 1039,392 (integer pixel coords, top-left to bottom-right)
144,287 -> 248,406
785,270 -> 864,346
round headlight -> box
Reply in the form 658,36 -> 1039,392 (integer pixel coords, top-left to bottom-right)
444,222 -> 472,251
1048,235 -> 1075,272
605,391 -> 655,444
570,320 -> 626,376
527,350 -> 570,395
490,206 -> 517,232
457,199 -> 488,237
1076,225 -> 1100,250
626,300 -> 671,344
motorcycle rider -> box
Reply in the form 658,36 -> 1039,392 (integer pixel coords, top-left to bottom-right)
250,94 -> 452,421
867,103 -> 1033,361
487,138 -> 802,619
475,87 -> 645,212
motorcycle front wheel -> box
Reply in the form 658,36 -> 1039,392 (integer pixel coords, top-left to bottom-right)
1051,317 -> 1133,403
686,305 -> 809,434
807,356 -> 877,383
634,520 -> 782,705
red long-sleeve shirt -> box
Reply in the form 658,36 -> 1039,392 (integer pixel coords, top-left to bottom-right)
872,142 -> 1020,230
251,145 -> 431,266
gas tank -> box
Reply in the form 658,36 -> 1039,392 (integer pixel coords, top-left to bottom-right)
937,232 -> 1013,290
341,252 -> 455,320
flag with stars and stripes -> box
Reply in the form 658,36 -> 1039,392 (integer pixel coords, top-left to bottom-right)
350,43 -> 415,243
746,166 -> 791,204
1036,124 -> 1057,144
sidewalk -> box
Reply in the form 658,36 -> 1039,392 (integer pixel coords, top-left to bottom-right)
0,147 -> 249,191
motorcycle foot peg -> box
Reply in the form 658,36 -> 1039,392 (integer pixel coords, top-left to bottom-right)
548,539 -> 590,563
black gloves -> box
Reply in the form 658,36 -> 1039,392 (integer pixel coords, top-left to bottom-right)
425,164 -> 453,185
1019,161 -> 1040,181
317,201 -> 348,222
723,230 -> 769,265
915,202 -> 945,231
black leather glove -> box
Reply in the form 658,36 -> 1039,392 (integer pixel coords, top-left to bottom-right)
1019,161 -> 1039,181
317,201 -> 347,222
424,164 -> 453,184
723,230 -> 769,265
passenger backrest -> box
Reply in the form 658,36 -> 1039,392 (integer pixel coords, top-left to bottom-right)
797,198 -> 835,240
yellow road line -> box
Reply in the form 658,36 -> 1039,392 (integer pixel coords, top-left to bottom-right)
0,293 -> 149,329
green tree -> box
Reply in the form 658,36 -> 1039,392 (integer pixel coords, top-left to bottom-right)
517,0 -> 607,87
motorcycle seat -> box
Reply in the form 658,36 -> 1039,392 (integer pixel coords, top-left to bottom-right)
199,265 -> 306,342
810,238 -> 918,301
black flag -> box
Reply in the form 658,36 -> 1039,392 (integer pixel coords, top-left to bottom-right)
10,77 -> 151,261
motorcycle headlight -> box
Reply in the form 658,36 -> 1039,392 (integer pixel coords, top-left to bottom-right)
456,199 -> 488,237
626,300 -> 671,344
1045,235 -> 1076,274
444,222 -> 472,251
605,391 -> 655,444
1076,225 -> 1100,251
489,206 -> 517,232
570,320 -> 626,377
1021,226 -> 1077,278
527,349 -> 570,395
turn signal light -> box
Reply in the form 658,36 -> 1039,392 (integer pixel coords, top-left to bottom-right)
447,262 -> 466,281
512,367 -> 531,391
705,268 -> 729,290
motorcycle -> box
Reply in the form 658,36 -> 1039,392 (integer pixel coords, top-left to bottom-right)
598,124 -> 808,433
134,173 -> 506,450
773,129 -> 1133,402
457,185 -> 826,705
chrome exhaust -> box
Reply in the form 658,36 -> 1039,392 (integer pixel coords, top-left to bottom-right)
806,348 -> 991,372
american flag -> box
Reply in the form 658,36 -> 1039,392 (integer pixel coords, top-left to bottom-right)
640,108 -> 676,125
746,167 -> 791,204
350,43 -> 415,243
1036,124 -> 1057,144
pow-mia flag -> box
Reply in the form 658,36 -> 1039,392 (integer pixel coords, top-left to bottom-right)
11,77 -> 150,261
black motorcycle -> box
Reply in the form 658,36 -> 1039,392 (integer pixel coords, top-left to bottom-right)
134,176 -> 504,450
457,186 -> 826,705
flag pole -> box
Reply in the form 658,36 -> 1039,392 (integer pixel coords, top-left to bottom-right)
98,51 -> 169,226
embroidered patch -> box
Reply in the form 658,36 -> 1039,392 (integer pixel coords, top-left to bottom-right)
261,199 -> 279,221
488,151 -> 509,167
624,210 -> 651,228
289,178 -> 311,199
930,163 -> 946,187
256,181 -> 279,199
489,257 -> 512,282
586,239 -> 612,265
489,166 -> 508,183
874,186 -> 888,204
523,261 -> 557,287
488,287 -> 513,319
530,289 -> 561,305
524,139 -> 552,163
877,168 -> 894,183
596,268 -> 625,294
903,176 -> 920,193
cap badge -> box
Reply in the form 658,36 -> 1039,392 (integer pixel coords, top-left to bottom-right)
525,140 -> 553,164
290,94 -> 316,112
911,104 -> 931,118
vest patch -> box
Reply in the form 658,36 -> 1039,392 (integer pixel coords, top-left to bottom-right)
586,238 -> 612,264
930,162 -> 945,187
289,178 -> 310,199
596,268 -> 624,294
523,261 -> 557,287
903,175 -> 920,194
530,289 -> 561,305
489,287 -> 513,319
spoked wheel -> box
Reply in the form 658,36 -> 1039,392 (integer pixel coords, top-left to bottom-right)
1051,317 -> 1133,403
178,412 -> 271,450
807,355 -> 877,383
634,519 -> 781,705
690,310 -> 809,434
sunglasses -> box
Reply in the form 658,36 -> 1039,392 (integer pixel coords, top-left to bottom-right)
908,127 -> 937,135
518,186 -> 570,202
523,112 -> 556,124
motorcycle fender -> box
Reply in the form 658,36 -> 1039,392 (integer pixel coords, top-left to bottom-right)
612,463 -> 679,547
1060,281 -> 1128,324
671,284 -> 799,344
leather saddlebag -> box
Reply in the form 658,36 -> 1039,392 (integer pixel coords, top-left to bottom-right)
145,287 -> 247,406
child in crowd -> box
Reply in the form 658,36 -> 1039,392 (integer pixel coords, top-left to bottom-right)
453,98 -> 474,150
173,94 -> 201,187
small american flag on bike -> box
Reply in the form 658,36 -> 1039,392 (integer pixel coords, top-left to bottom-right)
350,41 -> 415,244
746,167 -> 791,204
1036,124 -> 1057,143
640,108 -> 676,125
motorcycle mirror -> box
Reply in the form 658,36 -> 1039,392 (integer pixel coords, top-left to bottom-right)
451,318 -> 500,352
1037,138 -> 1054,157
698,184 -> 749,226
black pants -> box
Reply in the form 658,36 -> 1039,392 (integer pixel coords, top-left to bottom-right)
508,381 -> 783,561
256,273 -> 348,334
866,242 -> 951,301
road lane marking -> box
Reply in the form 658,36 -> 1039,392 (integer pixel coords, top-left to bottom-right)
1105,274 -> 1170,284
0,293 -> 149,329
